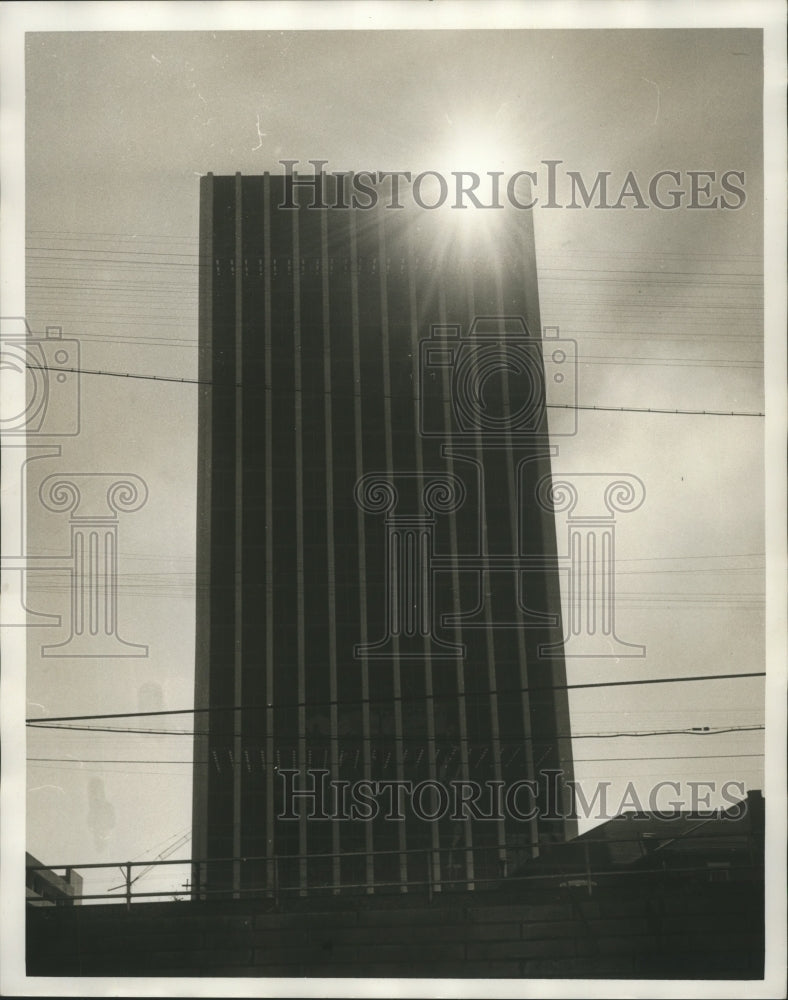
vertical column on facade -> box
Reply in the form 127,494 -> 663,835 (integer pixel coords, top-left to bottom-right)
291,191 -> 308,895
492,263 -> 540,871
262,173 -> 276,893
405,232 -> 442,894
320,201 -> 341,892
193,174 -> 213,898
516,203 -> 566,854
435,282 -> 473,893
460,243 -> 518,879
233,173 -> 244,898
518,210 -> 543,862
377,206 -> 408,891
208,176 -> 238,896
461,276 -> 501,889
349,211 -> 375,893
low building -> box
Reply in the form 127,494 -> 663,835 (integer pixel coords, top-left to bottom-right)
510,788 -> 765,892
26,853 -> 83,907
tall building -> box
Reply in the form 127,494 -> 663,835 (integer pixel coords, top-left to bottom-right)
193,171 -> 576,898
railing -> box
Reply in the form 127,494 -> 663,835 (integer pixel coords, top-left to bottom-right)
26,831 -> 761,910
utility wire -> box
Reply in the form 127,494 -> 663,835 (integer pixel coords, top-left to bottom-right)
25,724 -> 764,739
24,671 -> 766,726
26,229 -> 764,255
23,249 -> 763,277
27,752 -> 766,765
21,364 -> 765,417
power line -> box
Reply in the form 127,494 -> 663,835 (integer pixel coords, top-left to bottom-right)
548,403 -> 762,416
21,364 -> 765,417
24,671 -> 766,726
18,327 -> 763,364
26,230 -> 764,257
27,752 -> 766,766
24,249 -> 763,278
50,550 -> 767,564
27,245 -> 200,258
25,255 -> 197,268
19,567 -> 768,579
23,723 -> 765,740
27,229 -> 200,240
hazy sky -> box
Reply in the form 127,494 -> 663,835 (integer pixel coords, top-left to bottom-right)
17,24 -> 768,906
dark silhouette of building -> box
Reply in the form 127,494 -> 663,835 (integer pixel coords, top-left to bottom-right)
512,788 -> 765,891
26,853 -> 83,907
192,171 -> 576,898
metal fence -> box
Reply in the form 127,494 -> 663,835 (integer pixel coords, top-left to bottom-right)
26,829 -> 762,910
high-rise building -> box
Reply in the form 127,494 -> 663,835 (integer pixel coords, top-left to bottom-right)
193,171 -> 576,899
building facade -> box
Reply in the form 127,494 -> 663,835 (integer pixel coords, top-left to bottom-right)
26,854 -> 83,907
193,171 -> 576,898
